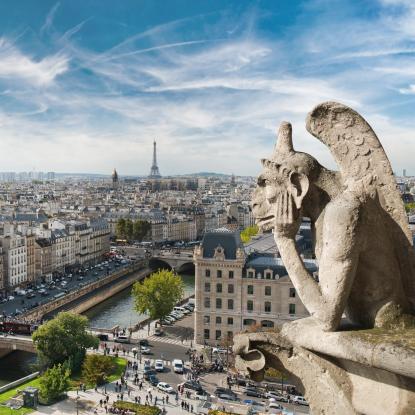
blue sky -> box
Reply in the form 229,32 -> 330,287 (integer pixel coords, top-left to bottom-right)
0,0 -> 414,176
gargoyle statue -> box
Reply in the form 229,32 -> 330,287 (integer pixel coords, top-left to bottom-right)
252,101 -> 415,331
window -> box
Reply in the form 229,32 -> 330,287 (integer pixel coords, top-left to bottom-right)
265,286 -> 272,296
227,331 -> 233,340
227,299 -> 234,310
264,301 -> 272,313
289,288 -> 296,298
216,298 -> 222,309
216,283 -> 222,293
204,315 -> 210,324
265,271 -> 272,279
215,330 -> 221,340
204,298 -> 210,308
247,285 -> 254,295
204,329 -> 210,339
205,269 -> 210,277
228,284 -> 234,294
289,303 -> 296,314
216,316 -> 222,324
229,270 -> 234,279
261,320 -> 274,328
247,300 -> 254,312
227,317 -> 233,325
217,270 -> 222,278
205,282 -> 211,292
243,318 -> 256,326
248,271 -> 254,278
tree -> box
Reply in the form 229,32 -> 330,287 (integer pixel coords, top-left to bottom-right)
240,225 -> 259,243
39,363 -> 71,403
125,219 -> 134,241
133,220 -> 151,242
82,354 -> 115,386
116,218 -> 127,239
32,312 -> 99,369
132,270 -> 184,321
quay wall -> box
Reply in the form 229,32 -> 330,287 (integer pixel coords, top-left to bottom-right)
0,372 -> 39,394
21,260 -> 151,321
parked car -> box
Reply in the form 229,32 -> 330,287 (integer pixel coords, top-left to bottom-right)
154,327 -> 163,336
291,396 -> 309,406
143,360 -> 152,374
269,402 -> 284,411
140,346 -> 151,354
265,391 -> 282,400
139,339 -> 149,346
212,347 -> 228,354
245,387 -> 263,398
157,382 -> 174,394
215,387 -> 237,401
149,374 -> 159,386
114,335 -> 130,343
155,360 -> 164,372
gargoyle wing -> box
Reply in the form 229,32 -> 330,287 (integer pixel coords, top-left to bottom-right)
306,102 -> 415,307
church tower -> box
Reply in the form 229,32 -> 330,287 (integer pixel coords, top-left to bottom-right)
112,168 -> 119,189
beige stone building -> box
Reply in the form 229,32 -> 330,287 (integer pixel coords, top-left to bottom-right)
35,238 -> 52,282
26,233 -> 36,283
194,229 -> 311,345
0,234 -> 27,290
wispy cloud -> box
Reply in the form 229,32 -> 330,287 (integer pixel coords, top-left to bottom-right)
40,2 -> 60,35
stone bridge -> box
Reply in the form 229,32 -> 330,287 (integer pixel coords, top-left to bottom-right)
0,335 -> 35,357
150,251 -> 195,273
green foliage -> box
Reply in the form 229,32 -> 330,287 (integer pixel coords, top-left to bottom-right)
39,364 -> 71,404
32,312 -> 99,368
116,218 -> 151,241
81,354 -> 115,386
114,401 -> 161,415
240,225 -> 259,243
265,367 -> 288,380
405,202 -> 415,213
132,269 -> 184,321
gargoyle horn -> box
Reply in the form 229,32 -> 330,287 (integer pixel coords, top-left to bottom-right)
273,121 -> 294,159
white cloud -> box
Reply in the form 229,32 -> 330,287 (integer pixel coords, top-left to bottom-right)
0,39 -> 69,86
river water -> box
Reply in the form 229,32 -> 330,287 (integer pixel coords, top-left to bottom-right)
0,273 -> 195,386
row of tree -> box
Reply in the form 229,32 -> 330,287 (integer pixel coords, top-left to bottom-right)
116,218 -> 151,241
240,224 -> 259,243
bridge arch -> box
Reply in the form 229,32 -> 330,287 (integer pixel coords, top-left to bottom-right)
149,258 -> 173,271
176,262 -> 195,274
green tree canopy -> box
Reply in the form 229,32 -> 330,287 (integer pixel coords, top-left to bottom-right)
125,219 -> 134,240
116,218 -> 127,239
240,225 -> 259,243
82,354 -> 115,386
32,312 -> 98,369
133,220 -> 151,241
39,363 -> 71,404
132,270 -> 184,321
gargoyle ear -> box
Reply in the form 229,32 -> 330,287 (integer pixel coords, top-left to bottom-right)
289,172 -> 309,209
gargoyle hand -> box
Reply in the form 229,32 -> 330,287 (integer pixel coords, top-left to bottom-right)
274,190 -> 301,239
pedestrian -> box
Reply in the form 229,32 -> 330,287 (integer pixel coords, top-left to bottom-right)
166,396 -> 169,404
104,404 -> 108,413
191,404 -> 194,413
181,401 -> 184,409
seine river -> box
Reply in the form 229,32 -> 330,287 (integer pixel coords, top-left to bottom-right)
0,273 -> 195,386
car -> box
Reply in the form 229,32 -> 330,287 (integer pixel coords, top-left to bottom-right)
215,388 -> 237,399
245,387 -> 263,398
148,374 -> 159,386
140,346 -> 151,354
212,347 -> 228,354
173,359 -> 184,374
268,403 -> 284,412
155,360 -> 164,372
160,319 -> 172,326
139,339 -> 149,346
218,392 -> 239,401
265,391 -> 282,400
243,399 -> 264,406
143,360 -> 152,373
179,380 -> 202,393
157,382 -> 174,394
26,293 -> 36,299
114,335 -> 130,343
154,327 -> 163,336
97,334 -> 109,341
291,396 -> 309,406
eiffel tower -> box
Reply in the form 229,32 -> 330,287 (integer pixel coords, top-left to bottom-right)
149,140 -> 161,178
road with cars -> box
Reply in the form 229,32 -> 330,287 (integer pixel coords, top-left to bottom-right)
0,257 -> 132,318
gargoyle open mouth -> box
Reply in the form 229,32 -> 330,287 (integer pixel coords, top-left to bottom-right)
256,215 -> 274,230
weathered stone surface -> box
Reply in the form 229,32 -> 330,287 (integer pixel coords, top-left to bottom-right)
252,101 -> 415,331
238,102 -> 415,414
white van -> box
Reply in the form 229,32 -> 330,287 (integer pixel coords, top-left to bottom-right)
173,359 -> 184,374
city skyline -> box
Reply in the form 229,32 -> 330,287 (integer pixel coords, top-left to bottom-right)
0,1 -> 414,175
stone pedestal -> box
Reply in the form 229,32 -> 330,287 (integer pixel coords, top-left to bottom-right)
234,318 -> 415,415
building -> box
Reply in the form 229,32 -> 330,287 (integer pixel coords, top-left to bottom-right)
0,234 -> 27,290
35,238 -> 52,282
89,218 -> 111,264
194,229 -> 311,345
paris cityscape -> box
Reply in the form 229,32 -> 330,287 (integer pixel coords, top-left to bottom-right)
0,1 -> 415,415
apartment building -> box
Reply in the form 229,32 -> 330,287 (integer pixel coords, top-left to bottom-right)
194,229 -> 311,345
0,234 -> 27,289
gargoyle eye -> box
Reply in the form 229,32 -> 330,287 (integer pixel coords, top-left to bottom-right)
257,177 -> 266,186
